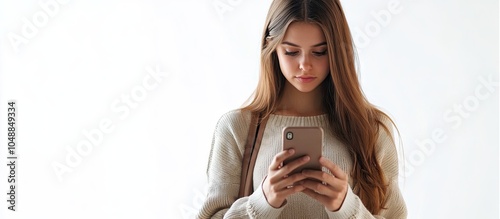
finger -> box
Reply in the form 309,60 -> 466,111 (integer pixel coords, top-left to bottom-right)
319,157 -> 347,180
301,170 -> 345,192
267,176 -> 306,198
275,172 -> 308,189
268,150 -> 305,183
277,184 -> 306,197
301,170 -> 334,185
302,188 -> 325,199
270,149 -> 296,170
277,155 -> 310,176
301,179 -> 335,197
270,156 -> 310,183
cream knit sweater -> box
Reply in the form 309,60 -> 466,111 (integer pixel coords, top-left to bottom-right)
197,110 -> 407,219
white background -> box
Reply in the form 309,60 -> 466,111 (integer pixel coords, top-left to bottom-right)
0,0 -> 498,218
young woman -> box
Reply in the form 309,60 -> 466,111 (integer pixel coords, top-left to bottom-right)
197,0 -> 407,218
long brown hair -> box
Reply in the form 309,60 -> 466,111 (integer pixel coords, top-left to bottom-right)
242,0 -> 397,214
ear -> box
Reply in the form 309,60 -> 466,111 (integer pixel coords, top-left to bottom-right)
267,36 -> 274,42
263,35 -> 275,49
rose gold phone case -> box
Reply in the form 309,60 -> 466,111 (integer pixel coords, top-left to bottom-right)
282,126 -> 323,175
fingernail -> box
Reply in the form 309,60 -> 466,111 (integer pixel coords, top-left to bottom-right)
289,149 -> 295,154
303,156 -> 310,161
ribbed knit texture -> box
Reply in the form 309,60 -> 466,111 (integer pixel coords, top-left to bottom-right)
197,110 -> 407,219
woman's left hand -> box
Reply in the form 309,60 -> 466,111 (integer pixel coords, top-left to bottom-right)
300,156 -> 349,212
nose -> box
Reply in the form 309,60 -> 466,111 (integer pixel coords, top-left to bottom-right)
299,54 -> 312,72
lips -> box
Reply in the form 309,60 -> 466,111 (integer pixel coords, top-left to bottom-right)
295,76 -> 316,83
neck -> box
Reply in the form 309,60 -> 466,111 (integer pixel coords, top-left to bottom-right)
276,82 -> 325,116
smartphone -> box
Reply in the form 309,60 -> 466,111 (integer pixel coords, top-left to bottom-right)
282,126 -> 323,175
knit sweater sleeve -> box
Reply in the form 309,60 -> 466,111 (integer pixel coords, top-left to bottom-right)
325,117 -> 408,219
196,110 -> 284,219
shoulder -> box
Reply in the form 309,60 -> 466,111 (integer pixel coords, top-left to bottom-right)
375,113 -> 397,154
215,109 -> 252,131
374,113 -> 401,178
212,109 -> 253,142
377,114 -> 395,143
207,109 -> 254,163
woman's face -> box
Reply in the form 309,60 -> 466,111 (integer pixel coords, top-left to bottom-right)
276,22 -> 330,93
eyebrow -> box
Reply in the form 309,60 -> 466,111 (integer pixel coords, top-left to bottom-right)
281,41 -> 327,47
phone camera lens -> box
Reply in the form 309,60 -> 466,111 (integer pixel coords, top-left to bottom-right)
286,132 -> 293,140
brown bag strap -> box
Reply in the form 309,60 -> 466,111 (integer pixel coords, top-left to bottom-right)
238,112 -> 269,197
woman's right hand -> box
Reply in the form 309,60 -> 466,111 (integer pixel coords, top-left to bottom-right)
262,149 -> 309,208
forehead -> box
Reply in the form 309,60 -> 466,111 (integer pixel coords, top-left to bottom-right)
282,22 -> 326,47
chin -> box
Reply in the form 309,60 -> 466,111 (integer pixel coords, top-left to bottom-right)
293,84 -> 321,93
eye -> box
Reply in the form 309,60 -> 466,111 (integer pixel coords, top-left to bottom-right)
284,51 -> 299,56
313,50 -> 328,56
